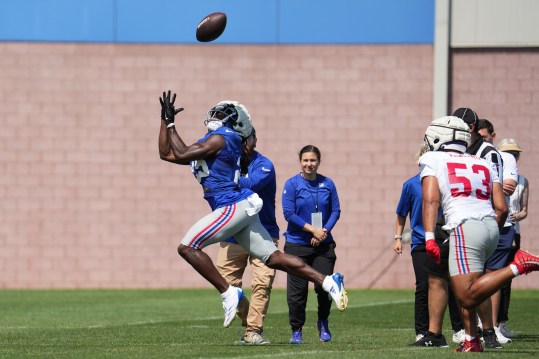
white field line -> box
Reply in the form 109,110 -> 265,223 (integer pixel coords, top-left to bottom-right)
184,347 -> 450,359
2,299 -> 413,330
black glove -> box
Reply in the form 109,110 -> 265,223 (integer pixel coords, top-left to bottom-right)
159,90 -> 184,126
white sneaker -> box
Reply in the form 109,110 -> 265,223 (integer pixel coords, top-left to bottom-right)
324,273 -> 348,311
498,322 -> 518,338
452,329 -> 465,344
221,286 -> 244,328
494,326 -> 512,344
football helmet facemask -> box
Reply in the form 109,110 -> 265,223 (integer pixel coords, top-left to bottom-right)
205,100 -> 253,138
424,116 -> 471,152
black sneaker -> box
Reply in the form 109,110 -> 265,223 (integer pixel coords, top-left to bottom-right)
482,328 -> 503,349
410,331 -> 449,348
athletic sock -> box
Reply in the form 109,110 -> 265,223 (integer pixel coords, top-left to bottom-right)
221,285 -> 235,300
509,264 -> 520,277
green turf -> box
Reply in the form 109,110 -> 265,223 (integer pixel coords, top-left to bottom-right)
1,289 -> 538,358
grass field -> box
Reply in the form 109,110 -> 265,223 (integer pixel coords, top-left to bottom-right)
1,288 -> 538,358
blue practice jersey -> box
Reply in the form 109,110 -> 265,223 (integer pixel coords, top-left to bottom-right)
190,127 -> 252,210
395,173 -> 425,252
282,173 -> 341,246
225,151 -> 280,244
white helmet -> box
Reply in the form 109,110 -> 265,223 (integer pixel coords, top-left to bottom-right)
424,116 -> 471,152
205,100 -> 253,138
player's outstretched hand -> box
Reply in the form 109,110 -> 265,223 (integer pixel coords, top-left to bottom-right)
426,239 -> 441,264
159,90 -> 184,126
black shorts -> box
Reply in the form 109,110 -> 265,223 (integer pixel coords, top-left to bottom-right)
424,225 -> 450,280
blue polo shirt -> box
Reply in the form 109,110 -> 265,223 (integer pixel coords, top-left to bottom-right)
396,173 -> 425,252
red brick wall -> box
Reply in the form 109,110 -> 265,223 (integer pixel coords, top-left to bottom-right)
451,49 -> 539,289
0,43 -> 537,289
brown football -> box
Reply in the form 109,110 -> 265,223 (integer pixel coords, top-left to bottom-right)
196,12 -> 227,42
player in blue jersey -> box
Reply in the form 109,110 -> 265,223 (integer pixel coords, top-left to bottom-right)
158,91 -> 348,330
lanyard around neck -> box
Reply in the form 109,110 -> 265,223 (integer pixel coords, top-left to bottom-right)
302,175 -> 319,211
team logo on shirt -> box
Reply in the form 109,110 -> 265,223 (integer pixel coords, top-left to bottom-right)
262,167 -> 271,172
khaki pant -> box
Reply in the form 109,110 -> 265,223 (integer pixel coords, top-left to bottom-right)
216,241 -> 277,333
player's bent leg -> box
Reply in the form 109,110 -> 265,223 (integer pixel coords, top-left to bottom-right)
178,244 -> 230,293
265,251 -> 324,284
470,268 -> 517,303
266,251 -> 348,311
452,268 -> 516,310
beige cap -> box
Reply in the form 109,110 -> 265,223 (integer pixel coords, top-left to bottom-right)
498,138 -> 522,152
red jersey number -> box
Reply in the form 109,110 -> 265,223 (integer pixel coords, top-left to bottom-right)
446,162 -> 491,200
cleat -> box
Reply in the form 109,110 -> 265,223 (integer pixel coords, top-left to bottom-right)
511,249 -> 539,275
483,328 -> 503,349
498,322 -> 518,338
452,329 -> 465,344
410,331 -> 448,348
317,320 -> 332,342
240,331 -> 270,345
454,336 -> 483,352
222,286 -> 244,328
326,273 -> 348,311
290,329 -> 303,344
494,326 -> 511,344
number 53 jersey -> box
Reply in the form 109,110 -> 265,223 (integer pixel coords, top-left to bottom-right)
419,151 -> 499,230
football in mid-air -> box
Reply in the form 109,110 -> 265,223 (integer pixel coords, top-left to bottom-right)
196,12 -> 227,42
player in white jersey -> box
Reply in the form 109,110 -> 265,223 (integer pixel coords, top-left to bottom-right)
419,116 -> 539,352
421,151 -> 499,231
453,109 -> 506,347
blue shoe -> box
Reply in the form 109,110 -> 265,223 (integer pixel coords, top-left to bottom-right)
326,273 -> 348,311
317,319 -> 332,342
290,329 -> 303,344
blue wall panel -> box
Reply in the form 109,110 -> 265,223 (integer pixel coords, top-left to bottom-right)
116,0 -> 278,44
0,0 -> 114,42
280,0 -> 434,44
0,0 -> 434,44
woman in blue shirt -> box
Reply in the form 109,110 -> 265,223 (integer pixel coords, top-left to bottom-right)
282,145 -> 341,344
